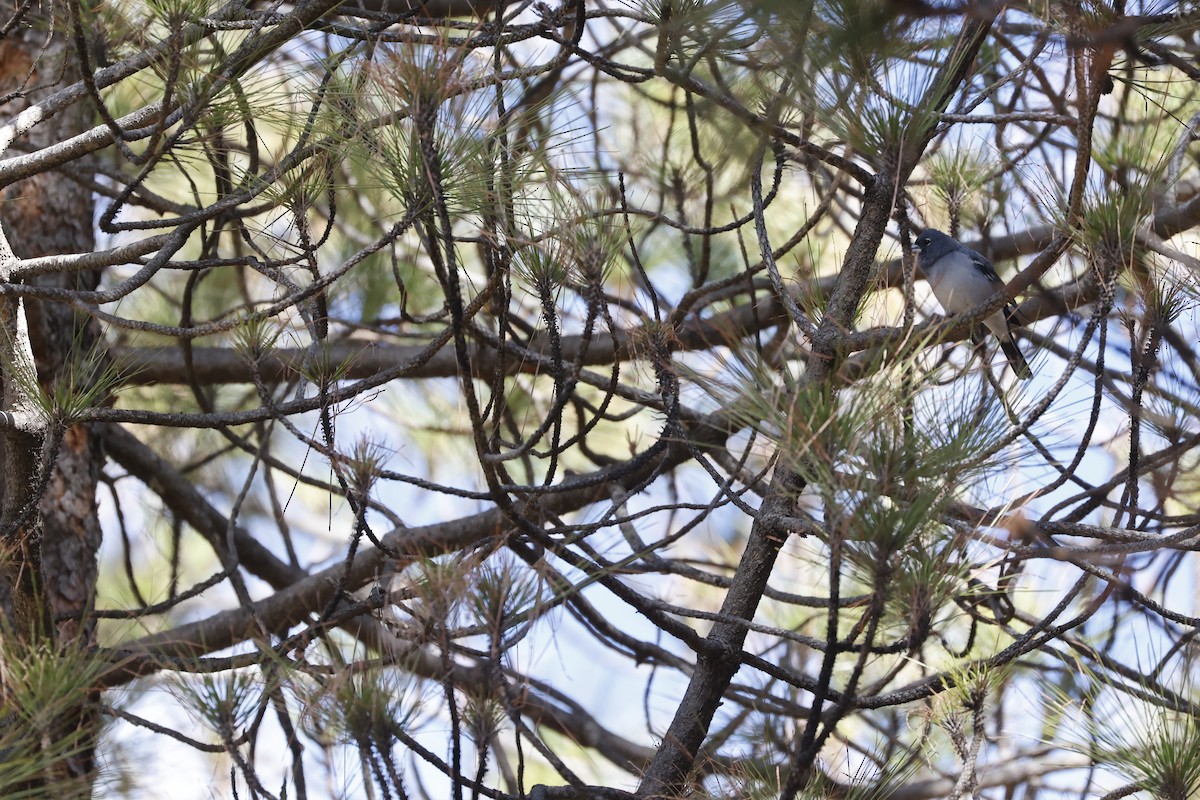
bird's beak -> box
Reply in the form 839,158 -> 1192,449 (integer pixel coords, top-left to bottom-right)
910,243 -> 920,254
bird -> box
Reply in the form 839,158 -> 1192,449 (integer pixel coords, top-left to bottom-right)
911,229 -> 1031,379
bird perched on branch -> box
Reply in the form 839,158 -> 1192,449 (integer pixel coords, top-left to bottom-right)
912,229 -> 1031,379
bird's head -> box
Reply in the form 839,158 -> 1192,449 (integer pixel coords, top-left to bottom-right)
912,229 -> 955,261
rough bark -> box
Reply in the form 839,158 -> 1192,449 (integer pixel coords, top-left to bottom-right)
0,2 -> 102,793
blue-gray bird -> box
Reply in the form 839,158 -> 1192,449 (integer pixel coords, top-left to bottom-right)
912,229 -> 1031,379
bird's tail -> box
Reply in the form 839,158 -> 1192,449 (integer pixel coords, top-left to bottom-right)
1001,336 -> 1032,379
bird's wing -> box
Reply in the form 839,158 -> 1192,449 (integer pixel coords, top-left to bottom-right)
964,247 -> 1005,286
961,246 -> 1026,325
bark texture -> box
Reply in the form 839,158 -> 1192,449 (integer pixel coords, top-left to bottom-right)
0,2 -> 102,793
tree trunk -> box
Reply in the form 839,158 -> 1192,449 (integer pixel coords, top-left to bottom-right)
0,2 -> 103,794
